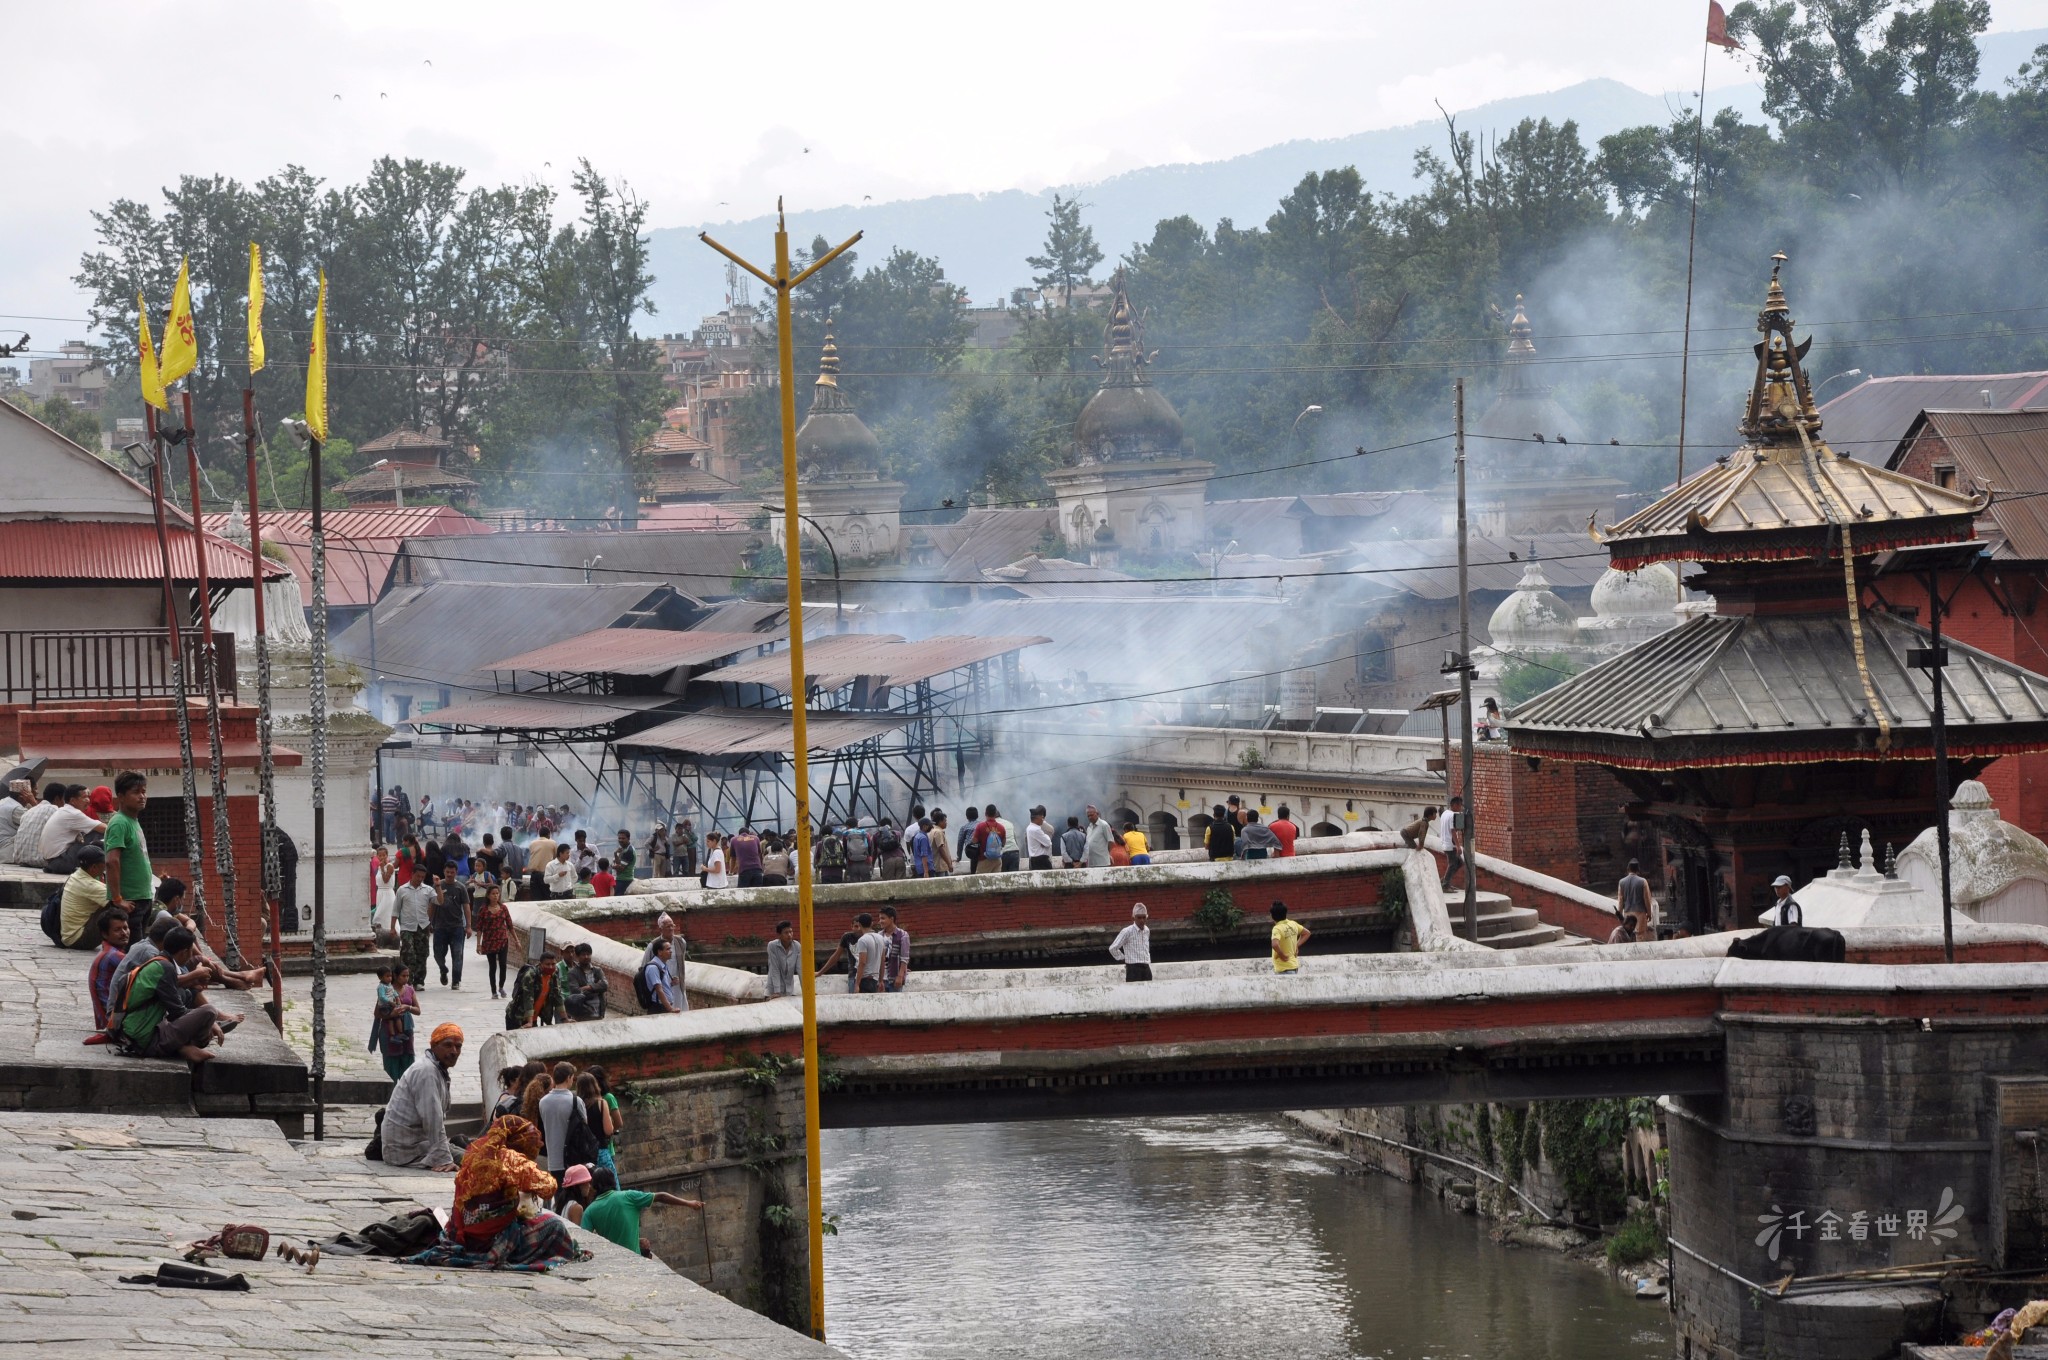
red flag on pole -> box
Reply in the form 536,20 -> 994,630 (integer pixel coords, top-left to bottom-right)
1707,0 -> 1742,49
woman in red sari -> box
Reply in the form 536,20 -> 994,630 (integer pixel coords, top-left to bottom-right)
448,1115 -> 556,1250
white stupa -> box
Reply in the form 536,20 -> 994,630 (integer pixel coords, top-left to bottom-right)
1897,780 -> 2048,926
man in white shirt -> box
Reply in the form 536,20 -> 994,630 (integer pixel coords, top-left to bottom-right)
1082,806 -> 1113,869
1109,902 -> 1152,981
40,785 -> 105,867
1436,796 -> 1467,891
543,845 -> 575,898
8,784 -> 63,865
1024,807 -> 1055,870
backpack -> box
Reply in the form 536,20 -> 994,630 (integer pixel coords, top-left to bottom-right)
632,960 -> 657,1012
981,824 -> 1004,858
818,834 -> 848,869
562,1101 -> 601,1168
844,829 -> 870,861
40,888 -> 63,945
875,826 -> 901,856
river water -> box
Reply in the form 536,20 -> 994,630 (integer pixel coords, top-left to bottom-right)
821,1115 -> 1671,1360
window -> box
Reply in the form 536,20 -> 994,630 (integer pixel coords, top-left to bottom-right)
1932,463 -> 1956,489
1355,629 -> 1394,684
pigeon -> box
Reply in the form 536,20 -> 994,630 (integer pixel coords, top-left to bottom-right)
380,92 -> 388,99
1556,434 -> 1569,444
333,94 -> 341,100
1508,551 -> 1519,561
1609,438 -> 1620,446
942,498 -> 956,509
1533,433 -> 1546,443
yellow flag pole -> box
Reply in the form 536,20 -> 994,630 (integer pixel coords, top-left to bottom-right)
700,202 -> 859,1343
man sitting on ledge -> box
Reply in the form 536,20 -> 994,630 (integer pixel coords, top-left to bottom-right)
383,1022 -> 465,1172
117,925 -> 230,1064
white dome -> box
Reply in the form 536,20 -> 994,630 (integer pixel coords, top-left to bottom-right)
1591,562 -> 1680,619
1487,559 -> 1577,647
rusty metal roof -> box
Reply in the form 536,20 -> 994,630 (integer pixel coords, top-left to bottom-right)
403,693 -> 676,734
1891,409 -> 2048,561
1507,610 -> 2048,766
702,634 -> 1048,691
1821,371 -> 2048,464
202,507 -> 491,609
0,521 -> 288,584
1602,442 -> 1982,570
482,629 -> 776,676
618,707 -> 912,757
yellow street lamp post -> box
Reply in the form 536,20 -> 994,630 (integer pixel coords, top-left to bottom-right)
699,203 -> 859,1343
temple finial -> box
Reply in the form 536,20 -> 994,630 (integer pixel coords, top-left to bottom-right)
1507,294 -> 1535,357
1096,267 -> 1150,384
816,323 -> 840,389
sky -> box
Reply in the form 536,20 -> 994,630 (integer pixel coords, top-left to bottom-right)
8,0 -> 2048,350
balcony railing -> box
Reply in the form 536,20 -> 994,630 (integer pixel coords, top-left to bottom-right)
0,629 -> 238,706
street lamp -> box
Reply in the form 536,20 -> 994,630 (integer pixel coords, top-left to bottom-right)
765,504 -> 844,634
1210,539 -> 1238,597
370,457 -> 402,509
1814,369 -> 1865,401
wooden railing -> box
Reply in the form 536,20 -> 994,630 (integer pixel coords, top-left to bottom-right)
0,629 -> 238,706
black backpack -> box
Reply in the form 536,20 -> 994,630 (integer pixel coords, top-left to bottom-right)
875,826 -> 901,856
563,1101 -> 601,1167
39,888 -> 63,945
632,960 -> 657,1012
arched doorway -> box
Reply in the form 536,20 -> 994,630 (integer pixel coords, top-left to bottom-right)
1310,820 -> 1343,838
1147,810 -> 1180,852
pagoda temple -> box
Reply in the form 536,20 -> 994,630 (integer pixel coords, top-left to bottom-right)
1047,270 -> 1215,555
1506,259 -> 2048,930
768,327 -> 906,564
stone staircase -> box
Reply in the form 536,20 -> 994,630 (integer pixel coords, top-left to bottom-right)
1443,889 -> 1594,949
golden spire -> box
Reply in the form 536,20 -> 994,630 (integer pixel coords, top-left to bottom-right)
1097,267 -> 1152,386
1506,294 -> 1535,357
815,324 -> 840,390
1739,252 -> 1822,443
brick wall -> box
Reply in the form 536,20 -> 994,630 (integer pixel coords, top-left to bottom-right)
1450,744 -> 1638,895
565,853 -> 1396,963
17,699 -> 288,964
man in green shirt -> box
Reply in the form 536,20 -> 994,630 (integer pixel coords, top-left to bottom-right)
120,925 -> 227,1063
103,771 -> 153,932
568,1167 -> 700,1255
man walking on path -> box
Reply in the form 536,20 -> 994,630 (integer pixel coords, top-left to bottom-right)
1615,859 -> 1653,929
879,906 -> 910,992
382,1023 -> 464,1171
1270,901 -> 1311,974
852,914 -> 886,993
640,913 -> 688,1011
1025,807 -> 1055,870
1436,797 -> 1468,891
1110,903 -> 1153,981
430,866 -> 471,990
394,865 -> 436,990
765,921 -> 800,997
1083,806 -> 1112,868
971,807 -> 1006,874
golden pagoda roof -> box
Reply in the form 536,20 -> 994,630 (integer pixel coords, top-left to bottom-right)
1603,257 -> 1984,571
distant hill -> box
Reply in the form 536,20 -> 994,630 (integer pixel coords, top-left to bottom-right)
643,28 -> 2047,333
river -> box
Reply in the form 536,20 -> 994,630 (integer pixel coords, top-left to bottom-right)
821,1115 -> 1672,1360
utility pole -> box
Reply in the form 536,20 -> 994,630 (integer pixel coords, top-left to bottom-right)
1455,379 -> 1478,941
701,204 -> 860,1344
1916,565 -> 1956,963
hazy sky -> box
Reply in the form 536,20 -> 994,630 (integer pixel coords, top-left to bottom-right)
8,0 -> 2048,343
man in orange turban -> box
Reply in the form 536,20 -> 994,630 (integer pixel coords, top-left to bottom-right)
382,1021 -> 465,1171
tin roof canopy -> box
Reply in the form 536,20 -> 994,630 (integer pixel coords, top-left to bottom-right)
618,708 -> 913,757
403,692 -> 675,735
482,629 -> 776,676
702,634 -> 1049,692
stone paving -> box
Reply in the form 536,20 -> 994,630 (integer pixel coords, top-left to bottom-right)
280,965 -> 509,1108
0,1110 -> 835,1358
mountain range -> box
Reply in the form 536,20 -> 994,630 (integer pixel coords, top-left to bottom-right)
643,27 -> 2047,333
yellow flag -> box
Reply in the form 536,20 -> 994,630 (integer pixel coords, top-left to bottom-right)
137,291 -> 167,411
305,269 -> 328,441
158,256 -> 198,389
247,243 -> 266,376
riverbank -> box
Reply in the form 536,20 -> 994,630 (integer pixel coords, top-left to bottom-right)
1285,1106 -> 1673,1298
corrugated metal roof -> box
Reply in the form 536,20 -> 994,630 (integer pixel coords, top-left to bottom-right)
0,520 -> 287,584
403,692 -> 675,733
618,708 -> 911,757
1821,372 -> 2048,464
1602,442 -> 1980,568
927,508 -> 1062,582
1893,409 -> 2048,561
396,528 -> 754,595
332,581 -> 694,691
482,629 -> 775,675
358,426 -> 455,455
702,634 -> 1047,691
333,463 -> 477,498
203,507 -> 491,610
1509,610 -> 2048,759
1337,534 -> 1608,599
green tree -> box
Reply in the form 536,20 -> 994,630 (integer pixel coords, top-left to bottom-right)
5,391 -> 104,450
1025,193 -> 1104,306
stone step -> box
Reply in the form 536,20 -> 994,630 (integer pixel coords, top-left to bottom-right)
1483,923 -> 1570,949
1441,889 -> 1513,911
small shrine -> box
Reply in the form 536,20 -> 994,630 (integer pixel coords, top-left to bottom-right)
1506,258 -> 2048,930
